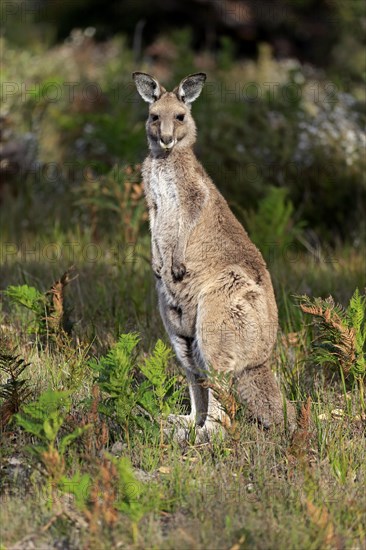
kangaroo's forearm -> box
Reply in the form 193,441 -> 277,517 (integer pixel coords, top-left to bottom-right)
148,204 -> 163,276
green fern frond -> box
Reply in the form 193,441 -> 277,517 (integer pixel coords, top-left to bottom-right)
298,289 -> 366,382
244,186 -> 305,257
0,351 -> 32,429
139,339 -> 172,386
4,270 -> 76,339
4,285 -> 45,315
91,333 -> 182,439
139,339 -> 178,416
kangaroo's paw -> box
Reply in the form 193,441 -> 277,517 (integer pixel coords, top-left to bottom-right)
152,258 -> 163,278
171,258 -> 186,281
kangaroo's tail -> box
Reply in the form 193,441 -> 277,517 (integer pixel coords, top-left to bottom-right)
234,362 -> 297,434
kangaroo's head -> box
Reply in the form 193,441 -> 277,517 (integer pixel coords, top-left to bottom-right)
132,72 -> 206,156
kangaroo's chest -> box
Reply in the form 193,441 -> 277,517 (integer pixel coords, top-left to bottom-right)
149,163 -> 181,249
150,162 -> 179,215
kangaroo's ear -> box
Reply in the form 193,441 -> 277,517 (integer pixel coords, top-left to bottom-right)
176,73 -> 206,104
132,72 -> 164,103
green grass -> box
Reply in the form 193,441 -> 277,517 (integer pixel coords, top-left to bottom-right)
0,226 -> 365,550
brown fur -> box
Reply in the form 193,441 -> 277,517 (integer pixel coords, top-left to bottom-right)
133,72 -> 296,438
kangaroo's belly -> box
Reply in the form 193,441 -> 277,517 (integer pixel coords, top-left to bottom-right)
156,275 -> 198,338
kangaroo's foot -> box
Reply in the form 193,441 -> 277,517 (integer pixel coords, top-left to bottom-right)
164,421 -> 226,445
195,419 -> 227,443
165,413 -> 228,445
164,414 -> 196,444
167,413 -> 196,428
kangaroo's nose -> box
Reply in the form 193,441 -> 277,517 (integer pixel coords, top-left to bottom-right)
160,135 -> 173,145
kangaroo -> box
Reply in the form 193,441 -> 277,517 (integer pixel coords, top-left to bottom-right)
133,71 -> 297,439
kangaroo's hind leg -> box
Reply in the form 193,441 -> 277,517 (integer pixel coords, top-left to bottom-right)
156,285 -> 209,429
168,335 -> 209,428
195,276 -> 296,434
169,334 -> 230,443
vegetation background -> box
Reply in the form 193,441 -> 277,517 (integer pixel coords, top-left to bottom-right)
0,1 -> 365,548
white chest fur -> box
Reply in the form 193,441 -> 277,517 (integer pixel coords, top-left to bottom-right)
150,159 -> 179,214
148,159 -> 181,265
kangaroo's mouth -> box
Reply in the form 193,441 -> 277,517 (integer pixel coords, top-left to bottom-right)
159,139 -> 176,150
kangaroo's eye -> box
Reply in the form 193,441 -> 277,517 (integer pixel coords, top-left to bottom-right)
176,114 -> 185,122
151,114 -> 159,122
